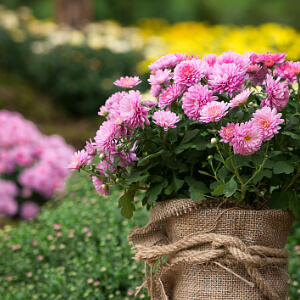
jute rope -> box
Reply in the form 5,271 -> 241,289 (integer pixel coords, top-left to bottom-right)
133,233 -> 289,300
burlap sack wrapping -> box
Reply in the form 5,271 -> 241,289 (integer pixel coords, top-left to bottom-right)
128,198 -> 295,300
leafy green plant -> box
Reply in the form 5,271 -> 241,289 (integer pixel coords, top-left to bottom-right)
0,173 -> 150,299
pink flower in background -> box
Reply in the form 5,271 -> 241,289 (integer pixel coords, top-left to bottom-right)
219,123 -> 236,143
143,99 -> 157,108
230,121 -> 263,155
94,120 -> 118,151
149,52 -> 185,71
182,84 -> 218,120
92,176 -> 110,196
68,149 -> 89,170
252,107 -> 284,141
257,52 -> 286,67
20,201 -> 39,220
208,62 -> 246,97
0,179 -> 18,198
158,84 -> 185,109
173,58 -> 206,87
150,84 -> 162,98
229,89 -> 252,108
119,90 -> 150,129
113,76 -> 141,89
275,61 -> 300,84
200,101 -> 229,123
148,69 -> 171,85
262,74 -> 289,111
152,110 -> 179,131
0,197 -> 18,216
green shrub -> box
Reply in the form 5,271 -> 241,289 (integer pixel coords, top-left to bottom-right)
0,173 -> 150,299
0,24 -> 148,117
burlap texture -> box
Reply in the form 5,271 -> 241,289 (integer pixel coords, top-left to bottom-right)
128,198 -> 295,300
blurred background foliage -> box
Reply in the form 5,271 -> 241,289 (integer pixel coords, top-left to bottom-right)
2,0 -> 300,29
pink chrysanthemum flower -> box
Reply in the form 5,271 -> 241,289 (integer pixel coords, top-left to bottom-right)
119,90 -> 150,129
208,63 -> 246,97
230,121 -> 263,155
92,176 -> 110,196
219,123 -> 236,143
152,110 -> 179,131
252,107 -> 284,141
113,76 -> 141,89
229,89 -> 252,108
149,53 -> 185,71
261,74 -> 289,111
148,69 -> 171,85
158,84 -> 185,109
217,51 -> 247,69
202,53 -> 218,67
94,120 -> 117,151
199,101 -> 229,123
68,149 -> 89,170
105,92 -> 126,111
182,84 -> 218,120
98,105 -> 108,117
257,52 -> 286,67
150,84 -> 162,98
275,61 -> 300,84
173,58 -> 206,87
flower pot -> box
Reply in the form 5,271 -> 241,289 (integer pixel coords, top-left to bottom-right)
129,199 -> 295,300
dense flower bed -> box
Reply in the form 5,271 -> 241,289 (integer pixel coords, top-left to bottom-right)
0,110 -> 74,219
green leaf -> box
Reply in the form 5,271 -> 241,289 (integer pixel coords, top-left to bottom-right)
174,142 -> 195,154
138,150 -> 165,166
273,161 -> 294,174
164,183 -> 176,195
146,179 -> 168,204
125,172 -> 149,185
252,169 -> 272,184
186,177 -> 209,202
217,167 -> 228,181
268,191 -> 289,211
118,192 -> 135,219
198,170 -> 214,177
181,129 -> 200,144
113,155 -> 120,166
233,155 -> 252,168
289,191 -> 300,218
282,131 -> 300,140
210,181 -> 224,195
223,177 -> 237,197
194,136 -> 209,150
173,174 -> 185,191
213,184 -> 224,195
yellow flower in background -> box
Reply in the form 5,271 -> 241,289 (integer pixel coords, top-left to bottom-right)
2,6 -> 300,73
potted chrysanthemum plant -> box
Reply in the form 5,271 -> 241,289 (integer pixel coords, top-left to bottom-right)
69,51 -> 299,300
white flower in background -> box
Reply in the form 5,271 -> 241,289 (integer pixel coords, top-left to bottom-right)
87,32 -> 103,49
0,11 -> 19,29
